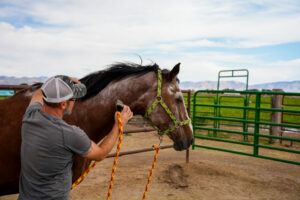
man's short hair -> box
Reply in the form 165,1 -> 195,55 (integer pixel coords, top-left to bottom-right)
43,100 -> 60,108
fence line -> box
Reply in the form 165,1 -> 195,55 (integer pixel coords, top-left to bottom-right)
0,85 -> 29,90
192,89 -> 300,165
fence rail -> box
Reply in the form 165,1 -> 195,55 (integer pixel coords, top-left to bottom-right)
0,85 -> 29,90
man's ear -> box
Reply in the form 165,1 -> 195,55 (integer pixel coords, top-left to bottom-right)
60,101 -> 67,110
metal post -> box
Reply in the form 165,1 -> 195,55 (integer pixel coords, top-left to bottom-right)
254,93 -> 261,156
192,91 -> 198,150
243,96 -> 248,141
213,96 -> 218,136
280,95 -> 285,144
217,97 -> 221,133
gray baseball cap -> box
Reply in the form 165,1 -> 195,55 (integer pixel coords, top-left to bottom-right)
41,75 -> 87,103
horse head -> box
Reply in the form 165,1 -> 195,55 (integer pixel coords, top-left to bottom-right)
143,63 -> 193,151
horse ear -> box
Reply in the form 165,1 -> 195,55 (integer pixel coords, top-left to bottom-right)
169,63 -> 180,81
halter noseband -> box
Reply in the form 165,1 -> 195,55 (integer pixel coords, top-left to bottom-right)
144,69 -> 191,135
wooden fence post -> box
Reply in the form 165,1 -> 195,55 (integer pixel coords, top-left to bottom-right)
269,89 -> 283,144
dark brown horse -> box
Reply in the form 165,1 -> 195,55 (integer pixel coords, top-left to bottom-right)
0,62 -> 193,195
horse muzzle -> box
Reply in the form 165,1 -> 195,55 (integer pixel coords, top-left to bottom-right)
173,137 -> 194,151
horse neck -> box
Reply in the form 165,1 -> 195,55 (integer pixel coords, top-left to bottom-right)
69,72 -> 157,143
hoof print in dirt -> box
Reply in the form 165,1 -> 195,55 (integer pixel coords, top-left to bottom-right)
161,164 -> 189,189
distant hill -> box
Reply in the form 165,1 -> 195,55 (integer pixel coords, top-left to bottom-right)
1,76 -> 300,92
0,76 -> 47,85
250,81 -> 300,92
180,80 -> 300,92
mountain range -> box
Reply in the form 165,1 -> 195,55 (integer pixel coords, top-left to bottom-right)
0,76 -> 47,85
179,80 -> 300,92
0,76 -> 300,92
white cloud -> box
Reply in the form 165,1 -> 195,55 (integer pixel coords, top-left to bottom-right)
0,0 -> 299,83
251,59 -> 300,83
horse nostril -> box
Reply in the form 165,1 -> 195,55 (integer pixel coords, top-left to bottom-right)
190,138 -> 194,145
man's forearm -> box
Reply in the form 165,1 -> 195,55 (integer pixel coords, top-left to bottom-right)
85,122 -> 120,161
29,89 -> 44,105
98,122 -> 119,155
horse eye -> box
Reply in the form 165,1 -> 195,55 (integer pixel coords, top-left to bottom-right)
176,98 -> 183,104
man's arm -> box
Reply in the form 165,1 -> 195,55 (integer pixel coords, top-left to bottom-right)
29,89 -> 44,106
83,105 -> 133,161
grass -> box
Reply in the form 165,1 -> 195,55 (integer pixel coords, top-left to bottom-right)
194,129 -> 273,146
0,96 -> 10,100
183,92 -> 300,125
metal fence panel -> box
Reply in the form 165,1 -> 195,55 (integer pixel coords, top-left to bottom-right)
192,90 -> 300,165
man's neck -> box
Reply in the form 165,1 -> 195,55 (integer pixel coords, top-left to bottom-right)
42,106 -> 63,119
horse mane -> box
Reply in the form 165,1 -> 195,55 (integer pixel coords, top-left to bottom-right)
79,62 -> 159,100
14,62 -> 169,100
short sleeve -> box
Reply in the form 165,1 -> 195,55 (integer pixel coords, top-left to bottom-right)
26,102 -> 42,112
63,126 -> 92,156
23,102 -> 42,120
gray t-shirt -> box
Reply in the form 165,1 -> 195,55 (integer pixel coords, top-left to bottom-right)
18,102 -> 92,200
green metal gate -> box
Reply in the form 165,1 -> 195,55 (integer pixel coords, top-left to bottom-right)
192,90 -> 300,165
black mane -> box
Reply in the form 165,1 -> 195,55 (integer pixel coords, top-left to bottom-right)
79,62 -> 159,100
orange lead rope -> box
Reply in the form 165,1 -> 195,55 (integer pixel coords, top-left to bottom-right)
71,161 -> 99,189
107,111 -> 123,200
142,144 -> 160,200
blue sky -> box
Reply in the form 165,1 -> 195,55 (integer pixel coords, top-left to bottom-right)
0,0 -> 300,84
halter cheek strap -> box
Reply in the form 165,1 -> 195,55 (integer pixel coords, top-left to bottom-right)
144,69 -> 191,135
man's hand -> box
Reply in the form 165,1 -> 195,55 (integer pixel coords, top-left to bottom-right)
115,105 -> 133,126
70,77 -> 80,84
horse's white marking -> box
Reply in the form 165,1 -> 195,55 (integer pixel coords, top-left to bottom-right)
176,91 -> 193,134
174,91 -> 182,99
167,85 -> 175,95
184,107 -> 193,133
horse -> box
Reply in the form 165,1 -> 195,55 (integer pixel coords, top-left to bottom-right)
0,62 -> 193,195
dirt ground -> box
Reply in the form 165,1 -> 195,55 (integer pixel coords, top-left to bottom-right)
1,125 -> 300,200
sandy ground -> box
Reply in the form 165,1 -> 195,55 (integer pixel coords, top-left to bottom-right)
1,125 -> 300,200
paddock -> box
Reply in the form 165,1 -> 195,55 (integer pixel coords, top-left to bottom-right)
1,123 -> 299,200
72,127 -> 300,200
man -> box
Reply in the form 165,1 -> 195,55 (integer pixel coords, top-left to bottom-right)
18,75 -> 133,200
